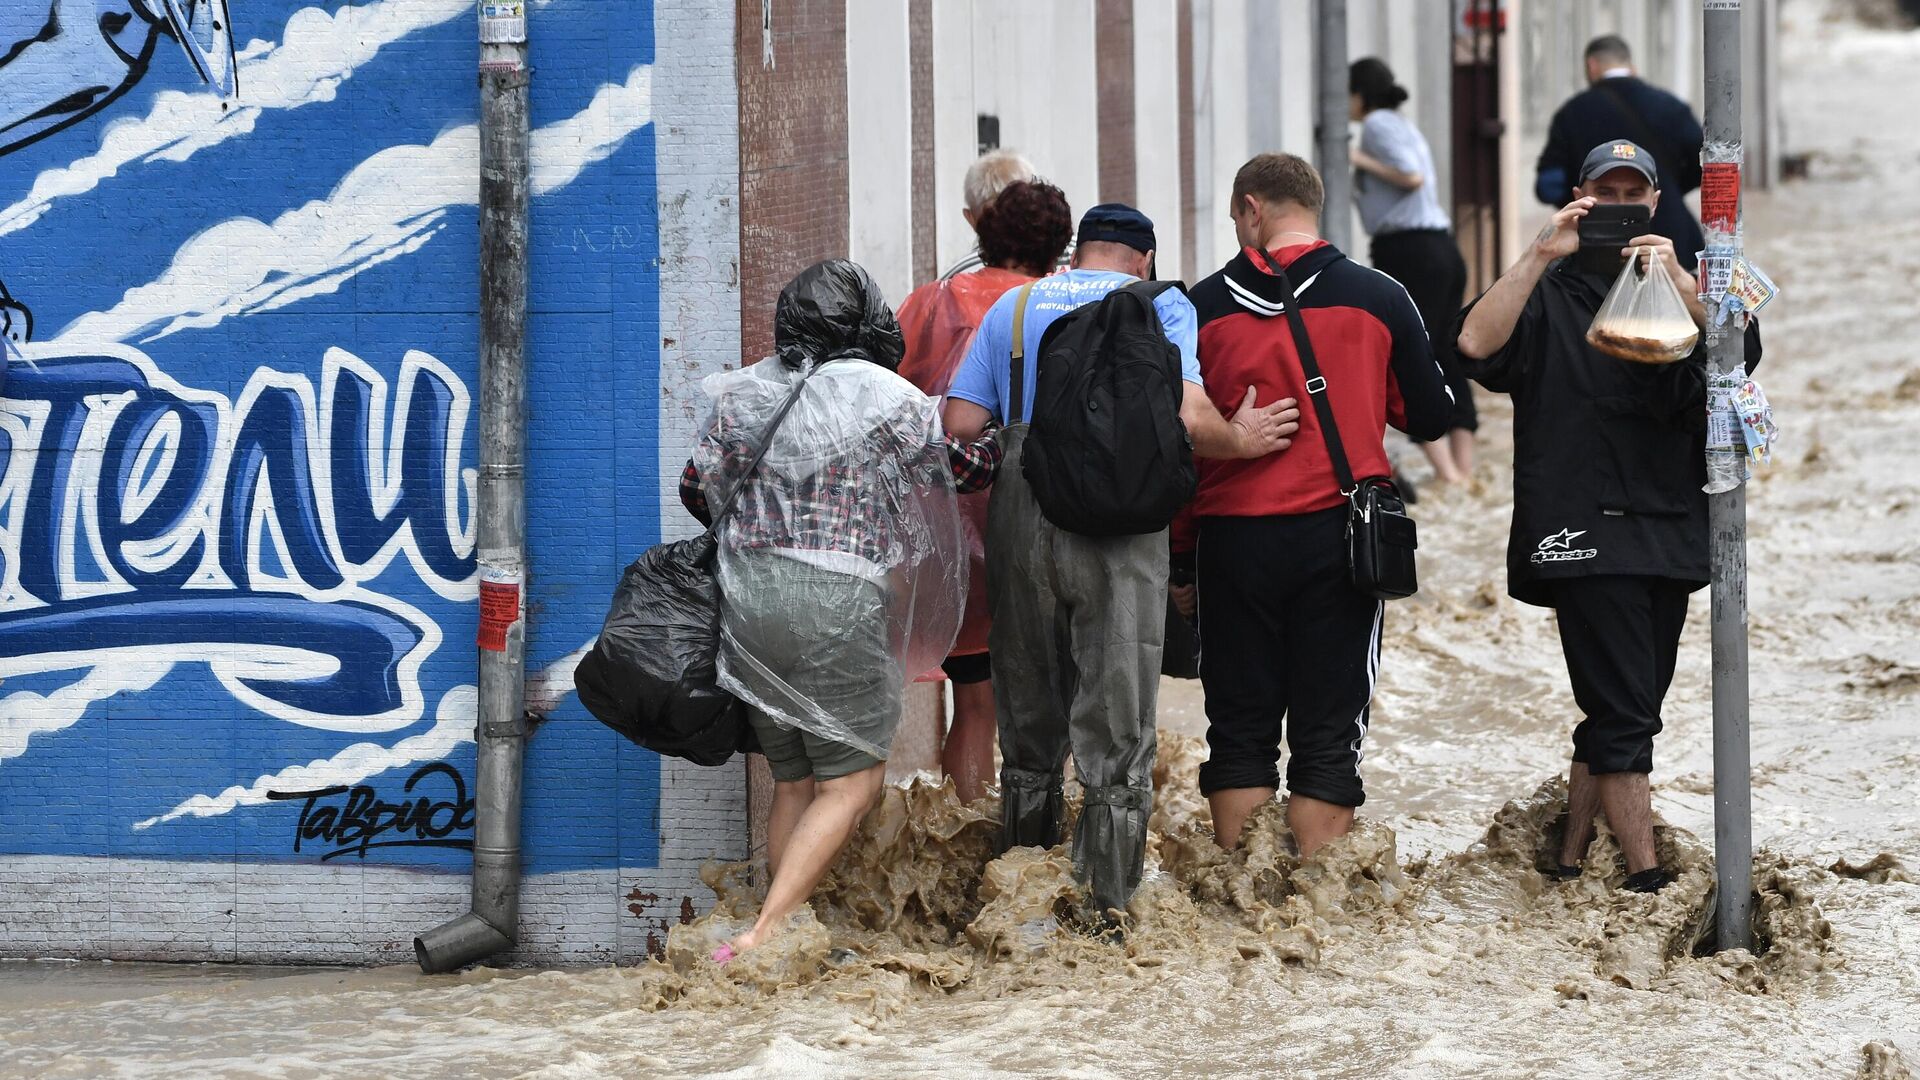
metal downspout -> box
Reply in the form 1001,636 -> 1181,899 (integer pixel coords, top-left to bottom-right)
415,5 -> 532,975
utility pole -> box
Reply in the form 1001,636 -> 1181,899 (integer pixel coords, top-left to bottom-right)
1701,0 -> 1753,954
1316,0 -> 1350,251
415,0 -> 531,974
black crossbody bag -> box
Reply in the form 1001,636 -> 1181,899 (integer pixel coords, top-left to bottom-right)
1252,247 -> 1419,600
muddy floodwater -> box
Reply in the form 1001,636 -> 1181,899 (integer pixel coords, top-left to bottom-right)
6,4 -> 1920,1077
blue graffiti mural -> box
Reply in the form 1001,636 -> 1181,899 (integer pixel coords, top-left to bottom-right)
1,0 -> 665,872
1,0 -> 235,158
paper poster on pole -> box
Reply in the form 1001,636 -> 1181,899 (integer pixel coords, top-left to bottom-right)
480,1 -> 526,44
478,568 -> 522,652
1697,250 -> 1735,302
1726,258 -> 1778,315
1700,163 -> 1741,235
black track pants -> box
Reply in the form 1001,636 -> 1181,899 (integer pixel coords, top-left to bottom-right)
1552,575 -> 1693,775
1195,508 -> 1383,807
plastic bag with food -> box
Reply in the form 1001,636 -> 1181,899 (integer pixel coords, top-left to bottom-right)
1586,246 -> 1700,364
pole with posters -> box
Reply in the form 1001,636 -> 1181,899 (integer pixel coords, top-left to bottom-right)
416,0 -> 533,974
1316,0 -> 1351,251
1700,0 -> 1753,954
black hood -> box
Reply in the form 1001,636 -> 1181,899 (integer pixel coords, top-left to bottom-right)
773,259 -> 905,372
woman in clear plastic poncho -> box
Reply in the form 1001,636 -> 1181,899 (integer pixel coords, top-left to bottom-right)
678,259 -> 1001,960
893,179 -> 1073,804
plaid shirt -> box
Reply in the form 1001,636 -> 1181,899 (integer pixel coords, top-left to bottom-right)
680,428 -> 999,567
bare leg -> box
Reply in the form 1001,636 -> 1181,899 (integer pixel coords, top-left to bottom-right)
1419,440 -> 1466,485
1449,428 -> 1476,478
730,764 -> 885,953
1208,786 -> 1277,851
1288,794 -> 1356,857
1560,761 -> 1599,868
942,679 -> 998,805
1596,771 -> 1658,874
765,777 -> 816,877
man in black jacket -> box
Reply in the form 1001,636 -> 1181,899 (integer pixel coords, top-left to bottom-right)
1456,145 -> 1761,894
1535,35 -> 1704,272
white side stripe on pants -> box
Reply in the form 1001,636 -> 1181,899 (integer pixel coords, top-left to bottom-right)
1352,600 -> 1384,776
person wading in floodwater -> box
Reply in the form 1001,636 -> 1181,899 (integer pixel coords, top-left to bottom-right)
943,204 -> 1300,927
1454,142 -> 1762,892
1177,153 -> 1454,855
896,179 -> 1075,804
679,261 -> 999,961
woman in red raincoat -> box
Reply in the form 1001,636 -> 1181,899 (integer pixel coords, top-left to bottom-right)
893,180 -> 1073,803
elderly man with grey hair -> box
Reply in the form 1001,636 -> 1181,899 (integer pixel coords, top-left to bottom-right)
940,149 -> 1074,280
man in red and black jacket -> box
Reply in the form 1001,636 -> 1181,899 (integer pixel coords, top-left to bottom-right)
1175,153 -> 1455,855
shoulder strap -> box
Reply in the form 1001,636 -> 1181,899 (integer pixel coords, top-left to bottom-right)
1250,247 -> 1357,497
1115,279 -> 1186,336
706,359 -> 841,528
1124,279 -> 1185,302
1007,280 -> 1037,425
1593,82 -> 1676,177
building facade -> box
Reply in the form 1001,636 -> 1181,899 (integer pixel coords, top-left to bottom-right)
0,0 -> 1775,964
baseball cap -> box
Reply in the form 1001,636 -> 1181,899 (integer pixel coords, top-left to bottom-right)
1579,140 -> 1658,186
1076,203 -> 1157,254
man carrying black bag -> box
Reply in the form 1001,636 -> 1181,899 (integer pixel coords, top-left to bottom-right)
943,204 -> 1300,924
1178,154 -> 1455,855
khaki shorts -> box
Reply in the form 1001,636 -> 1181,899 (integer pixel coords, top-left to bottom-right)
723,554 -> 899,782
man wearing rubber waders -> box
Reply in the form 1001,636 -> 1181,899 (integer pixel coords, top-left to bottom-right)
942,204 -> 1301,930
1455,141 -> 1762,893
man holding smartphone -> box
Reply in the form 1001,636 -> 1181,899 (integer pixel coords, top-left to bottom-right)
1455,141 -> 1762,893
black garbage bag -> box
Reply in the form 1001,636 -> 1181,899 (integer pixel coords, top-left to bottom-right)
771,259 -> 905,373
573,532 -> 752,767
574,259 -> 930,766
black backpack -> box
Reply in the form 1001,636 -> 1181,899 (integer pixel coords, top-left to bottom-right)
1014,280 -> 1197,536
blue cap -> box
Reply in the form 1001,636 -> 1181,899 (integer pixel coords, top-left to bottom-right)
1579,140 -> 1658,186
1076,203 -> 1158,254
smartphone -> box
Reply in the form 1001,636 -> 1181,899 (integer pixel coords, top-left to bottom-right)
1574,203 -> 1653,276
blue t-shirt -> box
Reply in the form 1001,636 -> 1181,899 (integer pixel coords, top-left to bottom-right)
948,269 -> 1202,425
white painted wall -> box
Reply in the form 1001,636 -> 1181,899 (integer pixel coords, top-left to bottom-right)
930,0 -> 1100,272
1412,0 -> 1454,214
846,0 -> 915,304
931,0 -> 976,274
1134,0 -> 1183,279
1191,0 -> 1251,276
1276,1 -> 1316,157
969,0 -> 1100,213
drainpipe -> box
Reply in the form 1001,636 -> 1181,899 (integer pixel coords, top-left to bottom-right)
415,1 -> 532,975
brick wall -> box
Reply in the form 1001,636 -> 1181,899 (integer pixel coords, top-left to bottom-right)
734,0 -> 853,868
1096,0 -> 1138,207
736,0 -> 852,363
909,0 -> 937,288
